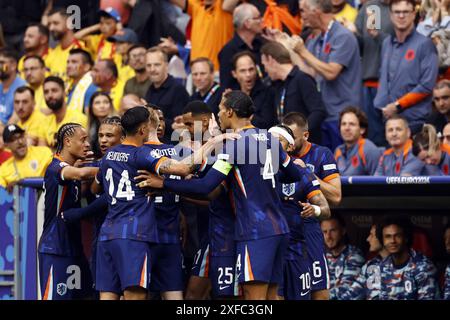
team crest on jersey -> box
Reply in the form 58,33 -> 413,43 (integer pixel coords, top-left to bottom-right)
30,160 -> 38,171
282,183 -> 296,197
150,150 -> 162,159
57,283 -> 67,296
306,163 -> 315,172
59,161 -> 69,168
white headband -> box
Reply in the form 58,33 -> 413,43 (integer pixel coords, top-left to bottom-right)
268,126 -> 295,146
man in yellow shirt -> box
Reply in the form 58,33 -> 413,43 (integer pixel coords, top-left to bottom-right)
74,7 -> 121,62
0,124 -> 52,192
23,56 -> 50,114
42,76 -> 87,149
13,86 -> 47,146
107,28 -> 138,85
333,0 -> 358,23
91,59 -> 124,112
45,8 -> 85,82
18,24 -> 51,79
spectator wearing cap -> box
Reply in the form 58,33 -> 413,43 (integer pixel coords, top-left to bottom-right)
427,79 -> 450,135
189,57 -> 224,115
291,0 -> 362,152
66,49 -> 98,114
261,41 -> 326,144
91,59 -> 125,112
232,51 -> 276,129
334,107 -> 382,176
144,47 -> 189,142
375,115 -> 424,176
23,55 -> 50,114
13,86 -> 47,146
42,76 -> 87,149
169,0 -> 236,71
107,28 -> 139,84
124,44 -> 151,98
218,2 -> 265,89
0,48 -> 26,131
74,7 -> 122,62
44,7 -> 85,82
0,124 -> 52,192
18,24 -> 51,80
374,0 -> 439,135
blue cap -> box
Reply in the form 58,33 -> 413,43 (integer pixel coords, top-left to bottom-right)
99,7 -> 121,23
107,28 -> 138,44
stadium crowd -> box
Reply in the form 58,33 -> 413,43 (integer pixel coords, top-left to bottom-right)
0,0 -> 449,300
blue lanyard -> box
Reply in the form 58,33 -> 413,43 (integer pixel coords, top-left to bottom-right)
203,84 -> 220,103
278,88 -> 286,122
321,20 -> 334,55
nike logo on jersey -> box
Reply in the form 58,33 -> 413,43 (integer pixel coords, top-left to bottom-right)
300,291 -> 310,297
312,279 -> 323,285
219,285 -> 230,290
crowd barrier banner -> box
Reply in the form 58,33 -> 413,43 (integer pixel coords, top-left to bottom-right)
0,187 -> 14,299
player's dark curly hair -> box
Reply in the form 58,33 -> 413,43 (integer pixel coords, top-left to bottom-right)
101,116 -> 125,137
377,215 -> 413,248
222,90 -> 255,118
55,122 -> 83,154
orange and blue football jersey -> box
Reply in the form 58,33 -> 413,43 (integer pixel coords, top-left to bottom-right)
142,141 -> 181,244
97,143 -> 167,243
38,156 -> 83,257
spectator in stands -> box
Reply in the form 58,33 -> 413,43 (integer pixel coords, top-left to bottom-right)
374,0 -> 439,135
13,86 -> 46,146
427,79 -> 450,134
124,44 -> 151,98
119,93 -> 141,116
144,47 -> 189,141
18,24 -> 50,78
42,76 -> 87,148
412,124 -> 450,175
290,0 -> 362,151
351,0 -> 394,146
23,55 -> 49,114
334,107 -> 382,175
219,2 -> 265,89
45,7 -> 84,81
190,57 -> 223,115
339,223 -> 390,300
261,41 -> 326,144
232,51 -> 276,129
375,115 -> 424,176
417,0 -> 450,37
320,215 -> 365,300
91,59 -> 124,112
332,0 -> 358,24
66,49 -> 97,114
87,92 -> 115,158
107,28 -> 139,85
374,216 -> 438,299
444,122 -> 450,145
444,222 -> 450,299
74,7 -> 121,62
0,48 -> 26,129
0,124 -> 52,192
169,0 -> 236,71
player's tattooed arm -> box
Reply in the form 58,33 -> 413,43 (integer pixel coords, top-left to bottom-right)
316,176 -> 341,206
299,192 -> 331,220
